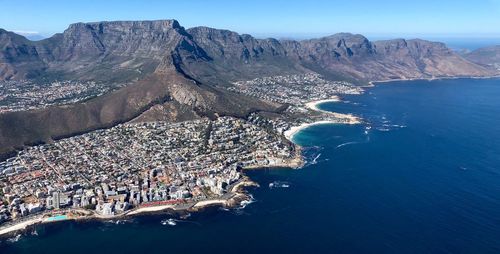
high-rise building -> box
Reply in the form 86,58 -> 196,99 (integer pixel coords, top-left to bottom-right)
46,196 -> 54,208
53,192 -> 61,209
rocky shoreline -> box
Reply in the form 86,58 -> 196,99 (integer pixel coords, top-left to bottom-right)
369,74 -> 500,85
0,150 -> 308,239
0,179 -> 259,238
0,90 -> 354,240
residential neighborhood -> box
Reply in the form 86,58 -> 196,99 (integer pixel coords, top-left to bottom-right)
229,73 -> 362,106
0,80 -> 123,113
0,116 -> 300,223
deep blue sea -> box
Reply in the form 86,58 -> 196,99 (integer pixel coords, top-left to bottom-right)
2,78 -> 500,254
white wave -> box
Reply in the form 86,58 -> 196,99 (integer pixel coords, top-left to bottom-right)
310,153 -> 321,165
305,153 -> 321,166
391,124 -> 407,128
383,123 -> 406,127
269,181 -> 291,189
105,219 -> 132,225
161,218 -> 177,226
7,234 -> 22,243
237,194 -> 256,210
335,141 -> 360,149
180,213 -> 191,220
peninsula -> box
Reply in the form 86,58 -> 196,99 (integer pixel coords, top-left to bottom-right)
0,73 -> 359,237
0,19 -> 498,237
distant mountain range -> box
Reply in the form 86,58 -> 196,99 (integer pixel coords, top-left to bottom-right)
464,45 -> 500,70
0,19 -> 498,157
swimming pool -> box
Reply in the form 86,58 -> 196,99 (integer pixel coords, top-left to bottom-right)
46,215 -> 68,222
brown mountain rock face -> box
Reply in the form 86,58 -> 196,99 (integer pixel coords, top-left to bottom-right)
0,29 -> 48,80
464,45 -> 500,70
182,29 -> 495,83
284,35 -> 494,81
0,20 -> 497,158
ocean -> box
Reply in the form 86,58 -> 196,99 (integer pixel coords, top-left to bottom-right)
2,78 -> 500,253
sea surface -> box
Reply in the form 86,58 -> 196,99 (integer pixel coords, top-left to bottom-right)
2,78 -> 500,253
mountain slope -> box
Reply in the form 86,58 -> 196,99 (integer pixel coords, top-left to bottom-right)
0,28 -> 47,80
0,20 -> 497,158
0,20 -> 282,158
178,30 -> 496,84
1,22 -> 494,83
184,26 -> 306,86
464,45 -> 500,70
368,38 -> 493,80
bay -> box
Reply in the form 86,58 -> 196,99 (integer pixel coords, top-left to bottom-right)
2,78 -> 500,253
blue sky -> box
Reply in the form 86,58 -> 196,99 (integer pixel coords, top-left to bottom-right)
1,0 -> 500,40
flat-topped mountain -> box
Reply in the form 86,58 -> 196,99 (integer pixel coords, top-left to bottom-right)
1,20 -> 205,81
1,20 -> 495,83
0,19 -> 498,158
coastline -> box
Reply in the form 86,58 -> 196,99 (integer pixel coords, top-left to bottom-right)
0,178 -> 260,238
242,146 -> 304,170
304,96 -> 341,105
8,77 -> 498,240
193,199 -> 227,208
304,98 -> 361,124
126,204 -> 176,216
0,217 -> 43,237
284,120 -> 342,141
283,75 -> 500,142
284,97 -> 362,142
369,74 -> 500,86
0,134 -> 306,238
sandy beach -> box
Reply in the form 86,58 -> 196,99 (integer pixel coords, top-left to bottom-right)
193,199 -> 227,208
0,217 -> 42,236
304,96 -> 340,109
284,120 -> 340,141
285,98 -> 361,141
126,204 -> 176,215
305,98 -> 361,124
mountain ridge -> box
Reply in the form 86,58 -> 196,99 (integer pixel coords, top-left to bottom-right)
0,19 -> 498,158
1,19 -> 496,82
464,45 -> 500,70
